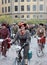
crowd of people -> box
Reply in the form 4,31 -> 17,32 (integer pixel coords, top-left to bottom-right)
0,21 -> 47,65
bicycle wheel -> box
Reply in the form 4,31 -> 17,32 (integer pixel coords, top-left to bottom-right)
13,58 -> 19,65
36,46 -> 44,57
16,57 -> 24,65
21,59 -> 25,65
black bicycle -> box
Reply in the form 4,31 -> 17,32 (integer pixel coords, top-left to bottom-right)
13,43 -> 29,65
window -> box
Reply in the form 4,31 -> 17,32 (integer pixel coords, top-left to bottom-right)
15,15 -> 18,18
2,0 -> 4,4
27,5 -> 30,11
15,6 -> 18,11
40,5 -> 43,11
21,6 -> 24,11
8,0 -> 10,3
5,7 -> 7,12
33,15 -> 36,18
2,7 -> 4,13
21,0 -> 24,2
40,15 -> 43,18
39,15 -> 43,19
5,0 -> 7,3
33,0 -> 36,1
33,5 -> 36,11
15,0 -> 18,2
27,0 -> 31,2
8,6 -> 10,12
40,0 -> 43,1
21,15 -> 24,18
27,15 -> 30,18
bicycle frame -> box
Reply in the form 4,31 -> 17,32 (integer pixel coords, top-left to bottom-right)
14,43 -> 29,65
14,46 -> 24,65
36,37 -> 45,57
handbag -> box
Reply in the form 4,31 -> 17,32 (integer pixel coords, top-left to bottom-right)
28,49 -> 32,60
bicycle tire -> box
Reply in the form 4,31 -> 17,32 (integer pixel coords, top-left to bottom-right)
36,49 -> 44,57
13,58 -> 20,65
15,58 -> 24,65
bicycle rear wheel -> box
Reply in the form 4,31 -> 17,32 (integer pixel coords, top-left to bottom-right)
36,46 -> 44,57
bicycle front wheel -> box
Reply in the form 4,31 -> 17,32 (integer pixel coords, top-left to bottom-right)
15,58 -> 22,65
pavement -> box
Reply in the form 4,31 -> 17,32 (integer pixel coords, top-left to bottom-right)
0,37 -> 47,65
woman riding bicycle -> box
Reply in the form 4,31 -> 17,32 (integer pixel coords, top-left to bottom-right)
0,23 -> 10,57
37,23 -> 46,54
13,22 -> 31,65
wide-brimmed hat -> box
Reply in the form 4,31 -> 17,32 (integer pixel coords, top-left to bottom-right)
18,22 -> 26,28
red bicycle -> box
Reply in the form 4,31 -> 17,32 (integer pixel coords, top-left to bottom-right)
36,36 -> 46,57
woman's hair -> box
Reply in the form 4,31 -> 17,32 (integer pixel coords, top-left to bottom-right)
39,23 -> 44,26
2,23 -> 7,27
18,22 -> 27,29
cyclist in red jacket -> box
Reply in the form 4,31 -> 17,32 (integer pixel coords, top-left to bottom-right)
37,23 -> 46,54
0,23 -> 10,57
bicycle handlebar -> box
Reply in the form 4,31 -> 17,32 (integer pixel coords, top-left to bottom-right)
19,43 -> 29,53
